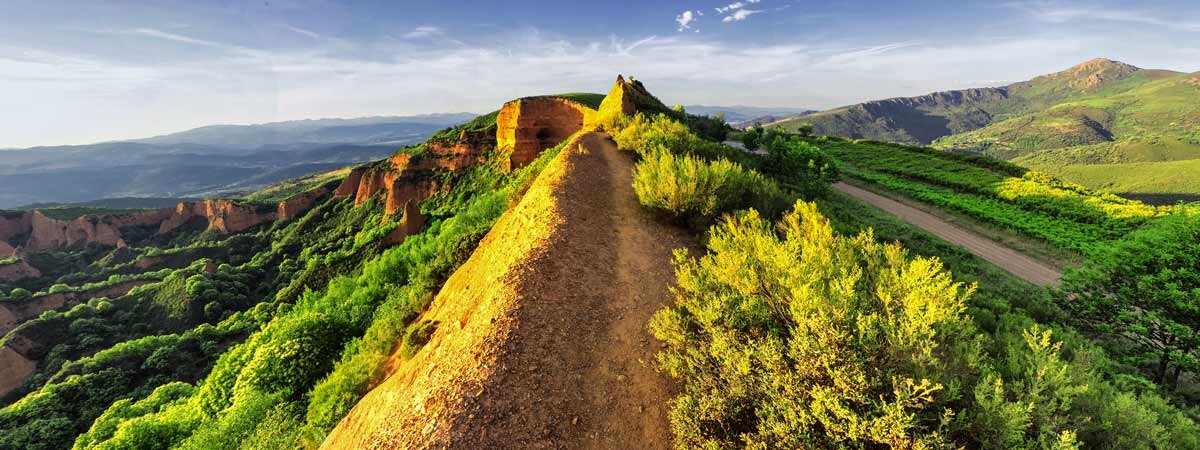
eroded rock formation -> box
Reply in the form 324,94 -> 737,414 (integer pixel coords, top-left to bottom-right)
598,74 -> 670,120
0,241 -> 16,259
497,97 -> 596,169
0,346 -> 35,398
335,128 -> 505,245
0,259 -> 40,282
0,185 -> 331,252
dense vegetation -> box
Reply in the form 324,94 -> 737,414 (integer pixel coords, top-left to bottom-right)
606,108 -> 1200,448
654,201 -> 1199,448
1058,212 -> 1200,395
816,136 -> 1172,253
30,132 -> 568,450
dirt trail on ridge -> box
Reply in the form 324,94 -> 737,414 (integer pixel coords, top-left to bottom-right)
835,182 -> 1062,286
447,131 -> 690,448
324,131 -> 692,449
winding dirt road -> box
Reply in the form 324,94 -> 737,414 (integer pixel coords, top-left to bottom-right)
834,182 -> 1062,287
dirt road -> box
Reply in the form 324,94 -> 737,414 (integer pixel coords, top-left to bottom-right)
835,182 -> 1062,287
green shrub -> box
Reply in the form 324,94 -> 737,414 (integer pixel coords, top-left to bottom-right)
632,149 -> 783,227
651,201 -> 982,448
759,134 -> 840,195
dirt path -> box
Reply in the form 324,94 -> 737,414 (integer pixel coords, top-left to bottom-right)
442,131 -> 689,448
835,182 -> 1062,286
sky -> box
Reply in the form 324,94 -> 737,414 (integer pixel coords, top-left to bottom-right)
1,0 -> 1198,148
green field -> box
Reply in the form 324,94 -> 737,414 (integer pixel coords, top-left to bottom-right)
809,137 -> 1174,253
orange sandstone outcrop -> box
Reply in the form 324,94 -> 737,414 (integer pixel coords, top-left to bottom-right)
0,212 -> 31,244
0,259 -> 40,282
0,346 -> 35,397
334,128 -> 502,244
278,186 -> 332,221
0,184 -> 329,252
159,199 -> 277,234
0,241 -> 16,259
598,74 -> 670,119
496,97 -> 596,169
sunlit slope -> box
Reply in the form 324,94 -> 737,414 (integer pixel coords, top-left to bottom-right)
937,70 -> 1200,161
769,59 -> 1162,145
320,134 -> 576,449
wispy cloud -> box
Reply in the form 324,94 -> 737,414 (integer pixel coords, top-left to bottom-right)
723,9 -> 764,22
1007,1 -> 1200,32
715,0 -> 765,23
403,26 -> 443,39
676,10 -> 700,32
285,25 -> 321,40
128,28 -> 226,47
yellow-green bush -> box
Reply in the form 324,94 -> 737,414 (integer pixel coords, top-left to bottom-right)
652,201 -> 983,448
632,149 -> 783,227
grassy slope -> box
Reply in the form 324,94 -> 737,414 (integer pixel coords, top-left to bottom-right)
242,166 -> 352,204
935,71 -> 1200,194
769,59 -> 1158,144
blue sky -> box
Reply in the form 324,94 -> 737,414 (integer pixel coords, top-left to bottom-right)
2,0 -> 1198,148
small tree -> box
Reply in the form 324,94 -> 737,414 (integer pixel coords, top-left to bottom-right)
741,126 -> 762,150
1060,213 -> 1200,386
794,122 -> 815,137
759,134 -> 840,196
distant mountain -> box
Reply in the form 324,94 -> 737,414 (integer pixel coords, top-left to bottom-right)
768,59 -> 1200,197
133,113 -> 477,147
0,114 -> 476,208
683,105 -> 812,126
769,59 -> 1159,145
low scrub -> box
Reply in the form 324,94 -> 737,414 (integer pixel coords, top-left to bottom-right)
633,149 -> 783,228
652,201 -> 1200,449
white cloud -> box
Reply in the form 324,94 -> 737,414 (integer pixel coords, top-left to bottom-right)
675,10 -> 699,31
722,9 -> 764,22
716,2 -> 744,14
403,26 -> 443,39
285,25 -> 321,40
716,0 -> 761,13
1007,2 -> 1200,32
128,28 -> 225,48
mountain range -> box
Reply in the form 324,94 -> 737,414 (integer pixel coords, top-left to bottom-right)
683,105 -> 812,128
0,113 -> 475,208
767,58 -> 1200,200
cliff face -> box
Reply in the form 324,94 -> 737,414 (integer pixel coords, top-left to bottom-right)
0,259 -> 40,282
0,185 -> 330,252
598,74 -> 670,119
0,241 -> 16,259
278,186 -> 332,221
159,200 -> 278,235
0,212 -> 30,245
496,97 -> 596,169
0,346 -> 35,398
26,211 -> 127,250
335,128 -> 503,245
